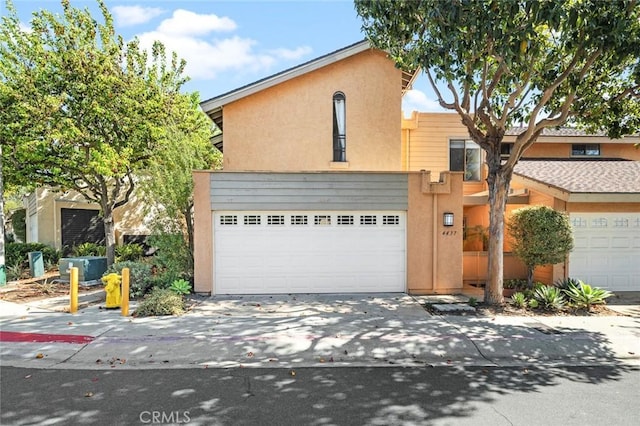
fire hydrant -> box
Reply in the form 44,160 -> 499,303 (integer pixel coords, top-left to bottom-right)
102,273 -> 121,309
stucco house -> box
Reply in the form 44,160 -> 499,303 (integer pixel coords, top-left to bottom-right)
194,40 -> 640,295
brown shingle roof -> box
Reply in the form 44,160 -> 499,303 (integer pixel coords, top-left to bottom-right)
505,127 -> 608,137
514,159 -> 640,193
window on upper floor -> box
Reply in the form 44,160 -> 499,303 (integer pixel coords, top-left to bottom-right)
333,92 -> 346,162
572,144 -> 600,156
450,139 -> 481,181
500,143 -> 514,160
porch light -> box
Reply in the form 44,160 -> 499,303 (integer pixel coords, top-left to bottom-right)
443,212 -> 454,227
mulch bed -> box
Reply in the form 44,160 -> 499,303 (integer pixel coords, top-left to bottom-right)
0,272 -> 97,304
423,302 -> 622,317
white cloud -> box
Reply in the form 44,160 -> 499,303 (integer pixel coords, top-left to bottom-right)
157,9 -> 236,36
112,6 -> 164,27
268,46 -> 313,61
402,89 -> 444,116
137,32 -> 275,80
134,9 -> 312,83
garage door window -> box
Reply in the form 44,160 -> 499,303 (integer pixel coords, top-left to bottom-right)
220,215 -> 238,225
337,215 -> 354,225
314,215 -> 331,225
291,215 -> 308,225
244,215 -> 261,225
267,215 -> 285,225
360,215 -> 377,225
383,215 -> 400,225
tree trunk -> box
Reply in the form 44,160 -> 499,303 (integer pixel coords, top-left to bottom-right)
101,204 -> 116,266
0,146 -> 6,285
527,266 -> 534,289
485,163 -> 512,305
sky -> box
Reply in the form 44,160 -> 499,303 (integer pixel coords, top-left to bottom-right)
4,0 -> 443,114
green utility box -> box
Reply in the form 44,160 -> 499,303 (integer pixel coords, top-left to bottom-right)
28,251 -> 45,278
59,256 -> 108,283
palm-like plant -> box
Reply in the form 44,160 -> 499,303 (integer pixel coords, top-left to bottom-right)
564,281 -> 612,311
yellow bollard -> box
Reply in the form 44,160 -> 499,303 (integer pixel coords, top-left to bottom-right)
70,267 -> 78,313
121,268 -> 130,317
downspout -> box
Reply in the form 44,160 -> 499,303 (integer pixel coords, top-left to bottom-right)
405,129 -> 411,171
432,195 -> 438,290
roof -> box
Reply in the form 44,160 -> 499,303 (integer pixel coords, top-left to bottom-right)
513,159 -> 640,201
200,40 -> 419,152
505,127 -> 609,137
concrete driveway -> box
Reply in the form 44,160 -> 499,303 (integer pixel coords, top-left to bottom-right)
1,293 -> 638,369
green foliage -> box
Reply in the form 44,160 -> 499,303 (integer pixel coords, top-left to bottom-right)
5,242 -> 60,269
115,243 -> 144,262
510,292 -> 528,309
5,262 -> 25,281
169,279 -> 191,295
504,279 -> 527,290
147,233 -> 192,281
467,297 -> 478,307
533,285 -> 566,311
72,242 -> 106,257
554,277 -> 582,292
133,287 -> 185,317
0,0 -> 203,266
508,206 -> 574,287
10,208 -> 26,242
105,261 -> 152,299
527,298 -> 539,309
564,281 -> 613,310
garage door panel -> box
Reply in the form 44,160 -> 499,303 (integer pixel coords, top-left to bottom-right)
214,211 -> 406,294
570,213 -> 640,291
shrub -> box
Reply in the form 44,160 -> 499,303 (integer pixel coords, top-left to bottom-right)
147,233 -> 192,281
510,292 -> 528,309
5,242 -> 60,269
72,242 -> 106,257
134,288 -> 185,317
504,279 -> 528,290
169,279 -> 191,295
6,263 -> 26,281
564,281 -> 612,310
116,243 -> 144,262
105,261 -> 152,299
533,285 -> 566,311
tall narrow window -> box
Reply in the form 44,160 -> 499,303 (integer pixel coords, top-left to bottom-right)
450,139 -> 481,181
333,92 -> 346,162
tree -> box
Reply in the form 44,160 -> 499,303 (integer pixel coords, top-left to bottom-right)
139,92 -> 221,278
355,0 -> 640,304
507,206 -> 573,288
0,0 -> 194,265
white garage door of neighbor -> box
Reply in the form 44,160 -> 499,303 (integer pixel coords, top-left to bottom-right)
569,213 -> 640,291
213,211 -> 406,294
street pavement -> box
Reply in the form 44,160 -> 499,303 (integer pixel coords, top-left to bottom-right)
1,292 -> 639,370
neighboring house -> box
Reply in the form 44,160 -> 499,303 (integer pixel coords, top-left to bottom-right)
402,113 -> 640,292
195,40 -> 640,295
24,187 -> 153,254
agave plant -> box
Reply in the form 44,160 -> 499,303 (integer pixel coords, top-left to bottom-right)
169,279 -> 191,296
510,292 -> 528,309
553,277 -> 582,291
564,281 -> 612,310
533,285 -> 566,311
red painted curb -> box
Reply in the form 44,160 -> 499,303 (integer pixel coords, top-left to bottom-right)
0,331 -> 94,344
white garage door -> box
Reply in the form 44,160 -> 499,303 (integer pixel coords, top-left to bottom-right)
569,213 -> 640,291
213,211 -> 406,294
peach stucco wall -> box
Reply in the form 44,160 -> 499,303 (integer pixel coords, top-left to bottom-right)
223,49 -> 402,172
193,171 -> 213,294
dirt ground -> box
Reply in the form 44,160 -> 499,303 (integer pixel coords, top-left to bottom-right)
0,272 -> 97,304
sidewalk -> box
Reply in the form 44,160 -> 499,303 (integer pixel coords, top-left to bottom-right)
1,293 -> 639,370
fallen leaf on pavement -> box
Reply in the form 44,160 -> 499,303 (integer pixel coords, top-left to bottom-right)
35,353 -> 44,359
247,352 -> 254,358
290,370 -> 296,376
24,375 -> 32,379
85,392 -> 94,398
